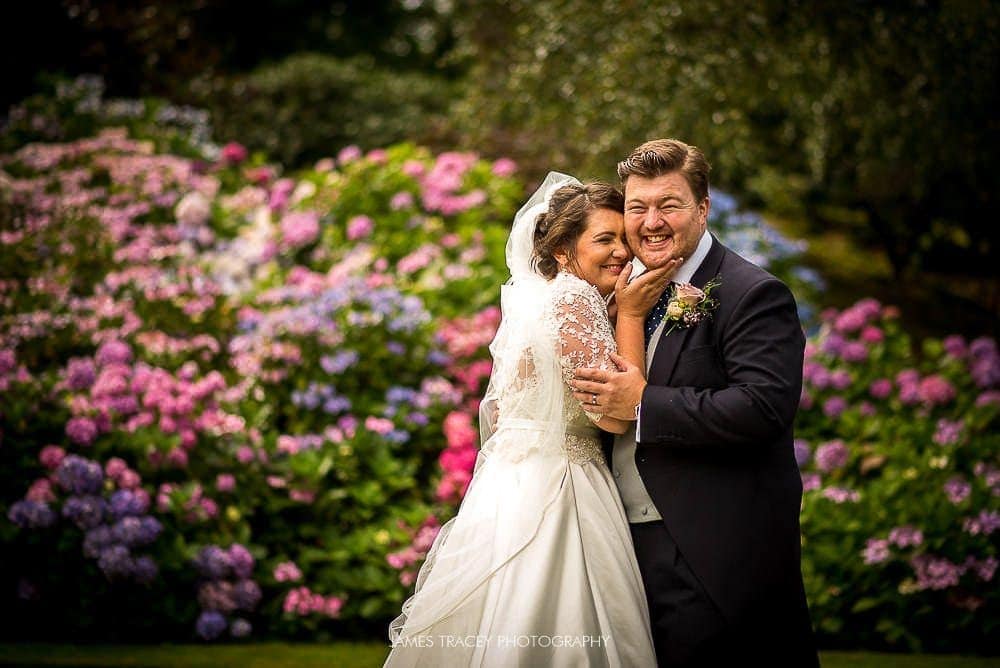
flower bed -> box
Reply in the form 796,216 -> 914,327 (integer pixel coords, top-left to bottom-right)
1,80 -> 994,650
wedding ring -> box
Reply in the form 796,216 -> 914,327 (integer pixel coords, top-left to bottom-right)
591,393 -> 598,405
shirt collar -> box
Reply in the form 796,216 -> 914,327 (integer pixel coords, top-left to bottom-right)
672,230 -> 712,284
630,229 -> 713,283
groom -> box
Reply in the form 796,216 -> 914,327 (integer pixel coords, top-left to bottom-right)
574,139 -> 819,666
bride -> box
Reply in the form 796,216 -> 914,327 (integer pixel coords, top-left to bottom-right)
385,173 -> 677,667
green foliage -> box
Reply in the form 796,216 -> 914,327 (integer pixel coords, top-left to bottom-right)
448,0 -> 1000,281
197,54 -> 454,168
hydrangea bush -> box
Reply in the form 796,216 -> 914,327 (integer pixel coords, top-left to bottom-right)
1,85 -> 521,640
1,80 -> 994,650
795,301 -> 999,652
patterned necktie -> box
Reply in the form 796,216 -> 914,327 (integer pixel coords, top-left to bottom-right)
644,282 -> 675,345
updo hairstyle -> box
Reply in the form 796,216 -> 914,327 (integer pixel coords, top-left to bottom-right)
531,182 -> 624,279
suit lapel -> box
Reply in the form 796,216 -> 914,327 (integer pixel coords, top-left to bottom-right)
646,235 -> 727,385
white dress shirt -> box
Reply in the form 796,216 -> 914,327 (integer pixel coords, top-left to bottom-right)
612,230 -> 713,523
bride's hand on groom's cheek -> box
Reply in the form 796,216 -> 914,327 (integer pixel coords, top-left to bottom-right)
615,258 -> 682,319
573,353 -> 646,421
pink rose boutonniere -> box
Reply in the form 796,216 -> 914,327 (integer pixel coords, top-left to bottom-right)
664,276 -> 721,336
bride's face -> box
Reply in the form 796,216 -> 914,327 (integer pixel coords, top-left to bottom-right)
566,208 -> 631,297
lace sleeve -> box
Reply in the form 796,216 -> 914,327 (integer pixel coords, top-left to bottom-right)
550,276 -> 618,423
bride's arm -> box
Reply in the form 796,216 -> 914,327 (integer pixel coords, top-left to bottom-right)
554,282 -> 635,435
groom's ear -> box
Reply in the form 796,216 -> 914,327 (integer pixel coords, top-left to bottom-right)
699,196 -> 710,226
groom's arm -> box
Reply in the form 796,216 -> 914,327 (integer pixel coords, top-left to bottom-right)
642,277 -> 804,447
576,277 -> 804,448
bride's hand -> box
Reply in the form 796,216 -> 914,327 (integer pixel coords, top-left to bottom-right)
614,257 -> 683,320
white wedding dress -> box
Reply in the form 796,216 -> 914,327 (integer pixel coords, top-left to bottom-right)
384,253 -> 657,667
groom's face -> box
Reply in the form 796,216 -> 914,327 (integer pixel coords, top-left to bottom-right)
624,171 -> 709,270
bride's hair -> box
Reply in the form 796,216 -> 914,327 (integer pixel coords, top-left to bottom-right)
532,182 -> 624,279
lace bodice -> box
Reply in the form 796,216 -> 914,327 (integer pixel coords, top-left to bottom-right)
548,271 -> 618,428
484,271 -> 617,465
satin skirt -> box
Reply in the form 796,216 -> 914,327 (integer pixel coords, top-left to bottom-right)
384,445 -> 656,668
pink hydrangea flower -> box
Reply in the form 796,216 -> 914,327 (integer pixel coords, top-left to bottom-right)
216,474 -> 236,493
365,416 -> 395,435
491,158 -> 517,177
280,211 -> 320,248
220,142 -> 248,164
337,145 -> 362,165
274,561 -> 302,583
39,445 -> 66,470
346,215 -> 374,240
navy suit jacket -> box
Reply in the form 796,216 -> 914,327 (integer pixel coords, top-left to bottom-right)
606,235 -> 817,662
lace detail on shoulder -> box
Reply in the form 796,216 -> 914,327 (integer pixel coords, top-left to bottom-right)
546,272 -> 618,429
549,272 -> 617,382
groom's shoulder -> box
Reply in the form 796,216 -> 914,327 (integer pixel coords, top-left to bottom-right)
717,241 -> 785,289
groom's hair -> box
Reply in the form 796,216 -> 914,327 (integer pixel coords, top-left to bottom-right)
617,138 -> 711,202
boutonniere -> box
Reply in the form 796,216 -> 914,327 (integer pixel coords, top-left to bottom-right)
664,276 -> 721,335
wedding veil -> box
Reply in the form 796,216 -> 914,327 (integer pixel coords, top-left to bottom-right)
387,172 -> 583,648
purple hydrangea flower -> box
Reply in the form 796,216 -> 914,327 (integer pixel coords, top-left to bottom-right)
408,412 -> 429,427
969,340 -> 1000,388
910,554 -> 962,591
862,538 -> 890,565
83,525 -> 115,558
970,556 -> 998,582
0,349 -> 15,376
426,350 -> 451,366
821,333 -> 845,358
56,455 -> 104,494
963,510 -> 1000,536
132,555 -> 158,584
815,440 -> 849,472
111,517 -> 144,546
822,396 -> 848,419
322,396 -> 352,414
96,340 -> 133,367
821,487 -> 860,503
232,579 -> 262,611
830,370 -> 852,390
196,610 -> 227,640
869,378 -> 893,399
109,490 -> 148,518
195,545 -> 232,580
943,477 -> 971,504
888,525 -> 924,548
933,419 -> 964,446
7,500 -> 56,529
230,618 -> 252,638
98,545 -> 133,579
66,357 -> 97,390
840,342 -> 868,363
198,581 -> 237,612
320,350 -> 360,375
228,544 -> 254,579
942,335 -> 967,359
138,516 -> 162,545
62,495 -> 106,529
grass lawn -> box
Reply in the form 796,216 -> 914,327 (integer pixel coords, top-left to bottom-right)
0,643 -> 997,667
